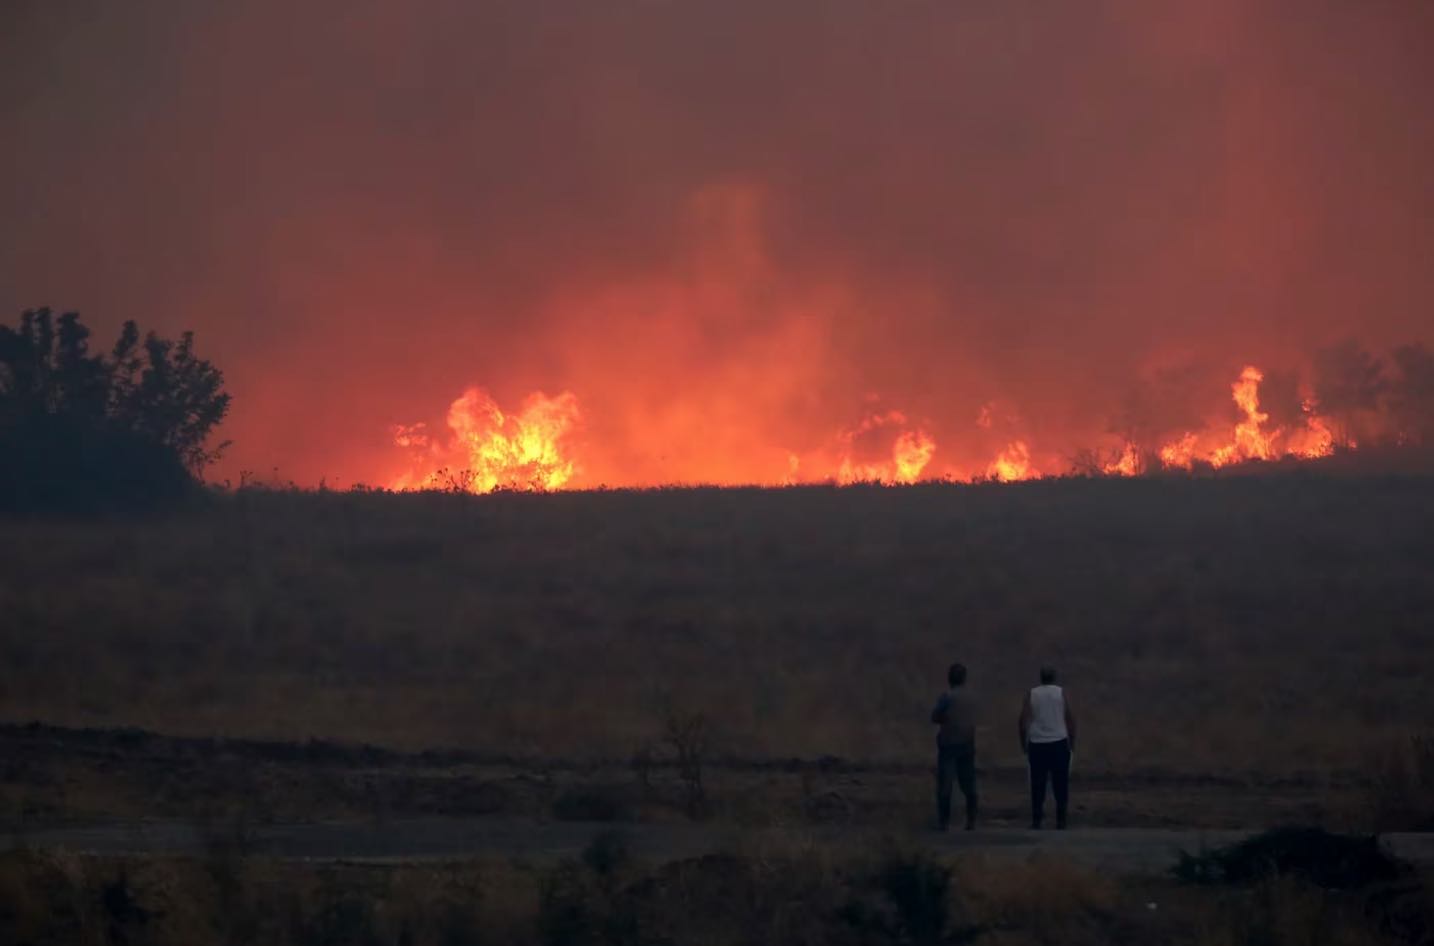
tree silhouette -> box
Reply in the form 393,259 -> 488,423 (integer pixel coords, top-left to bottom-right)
1389,343 -> 1434,446
1312,340 -> 1387,448
108,322 -> 231,473
0,308 -> 230,511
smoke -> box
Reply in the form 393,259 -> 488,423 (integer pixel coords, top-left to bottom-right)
3,1 -> 1432,485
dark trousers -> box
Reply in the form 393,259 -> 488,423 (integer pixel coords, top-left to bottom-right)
1027,739 -> 1070,828
936,743 -> 977,829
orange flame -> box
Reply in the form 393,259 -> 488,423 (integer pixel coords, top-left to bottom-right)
1158,432 -> 1198,470
893,430 -> 938,482
1156,365 -> 1338,471
1207,366 -> 1275,467
835,410 -> 936,484
386,362 -> 1353,491
1102,442 -> 1142,477
986,440 -> 1037,482
1287,399 -> 1335,459
392,387 -> 580,493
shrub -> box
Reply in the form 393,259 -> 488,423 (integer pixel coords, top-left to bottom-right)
839,848 -> 980,946
1175,827 -> 1405,889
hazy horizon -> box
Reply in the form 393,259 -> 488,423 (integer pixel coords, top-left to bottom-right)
5,1 -> 1432,488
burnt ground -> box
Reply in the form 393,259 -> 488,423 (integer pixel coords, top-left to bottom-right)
0,722 -> 1365,832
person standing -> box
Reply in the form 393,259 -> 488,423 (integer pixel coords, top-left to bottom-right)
930,662 -> 978,831
1018,666 -> 1076,829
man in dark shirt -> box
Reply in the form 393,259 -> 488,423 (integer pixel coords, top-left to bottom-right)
930,661 -> 978,831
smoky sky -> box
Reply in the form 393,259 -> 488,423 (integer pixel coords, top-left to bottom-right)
3,1 -> 1432,484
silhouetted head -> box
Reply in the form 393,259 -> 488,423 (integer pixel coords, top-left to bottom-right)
948,663 -> 967,687
1040,666 -> 1057,685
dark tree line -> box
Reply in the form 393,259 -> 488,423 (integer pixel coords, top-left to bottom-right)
1312,339 -> 1434,448
0,308 -> 230,512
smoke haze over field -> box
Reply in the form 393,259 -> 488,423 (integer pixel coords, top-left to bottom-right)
3,1 -> 1433,486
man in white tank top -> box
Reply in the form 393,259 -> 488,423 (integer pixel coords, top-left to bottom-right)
1018,666 -> 1077,829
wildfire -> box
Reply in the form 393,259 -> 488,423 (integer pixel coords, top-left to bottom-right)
835,410 -> 937,484
1159,433 -> 1198,470
387,361 -> 1356,492
1153,365 -> 1338,472
1207,366 -> 1275,467
986,440 -> 1037,482
1102,442 -> 1141,477
1288,400 -> 1336,459
391,387 -> 580,493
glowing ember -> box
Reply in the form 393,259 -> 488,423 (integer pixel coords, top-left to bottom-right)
392,388 -> 580,493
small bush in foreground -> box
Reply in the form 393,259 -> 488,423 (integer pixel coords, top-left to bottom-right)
1175,827 -> 1405,889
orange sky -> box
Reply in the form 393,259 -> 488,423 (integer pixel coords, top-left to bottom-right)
3,2 -> 1432,487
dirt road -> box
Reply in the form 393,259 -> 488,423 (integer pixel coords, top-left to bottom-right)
9,820 -> 1434,874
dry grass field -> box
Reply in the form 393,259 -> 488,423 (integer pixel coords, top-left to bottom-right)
4,474 -> 1434,944
1,474 -> 1432,809
2,832 -> 1430,946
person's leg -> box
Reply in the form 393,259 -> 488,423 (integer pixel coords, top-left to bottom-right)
1052,739 -> 1071,829
936,746 -> 954,831
1028,743 -> 1049,829
955,744 -> 977,830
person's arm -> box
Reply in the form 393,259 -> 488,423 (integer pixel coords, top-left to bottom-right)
1064,695 -> 1077,754
1017,692 -> 1032,753
931,692 -> 950,725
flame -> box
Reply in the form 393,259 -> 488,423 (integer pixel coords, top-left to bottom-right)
392,387 -> 580,493
835,410 -> 937,484
1287,399 -> 1335,459
1159,432 -> 1198,470
365,172 -> 1373,492
1102,442 -> 1142,477
893,430 -> 938,482
1155,365 -> 1339,471
1207,366 -> 1275,467
986,440 -> 1037,482
385,362 -> 1356,492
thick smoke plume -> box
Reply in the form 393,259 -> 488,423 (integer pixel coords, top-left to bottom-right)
3,1 -> 1432,487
